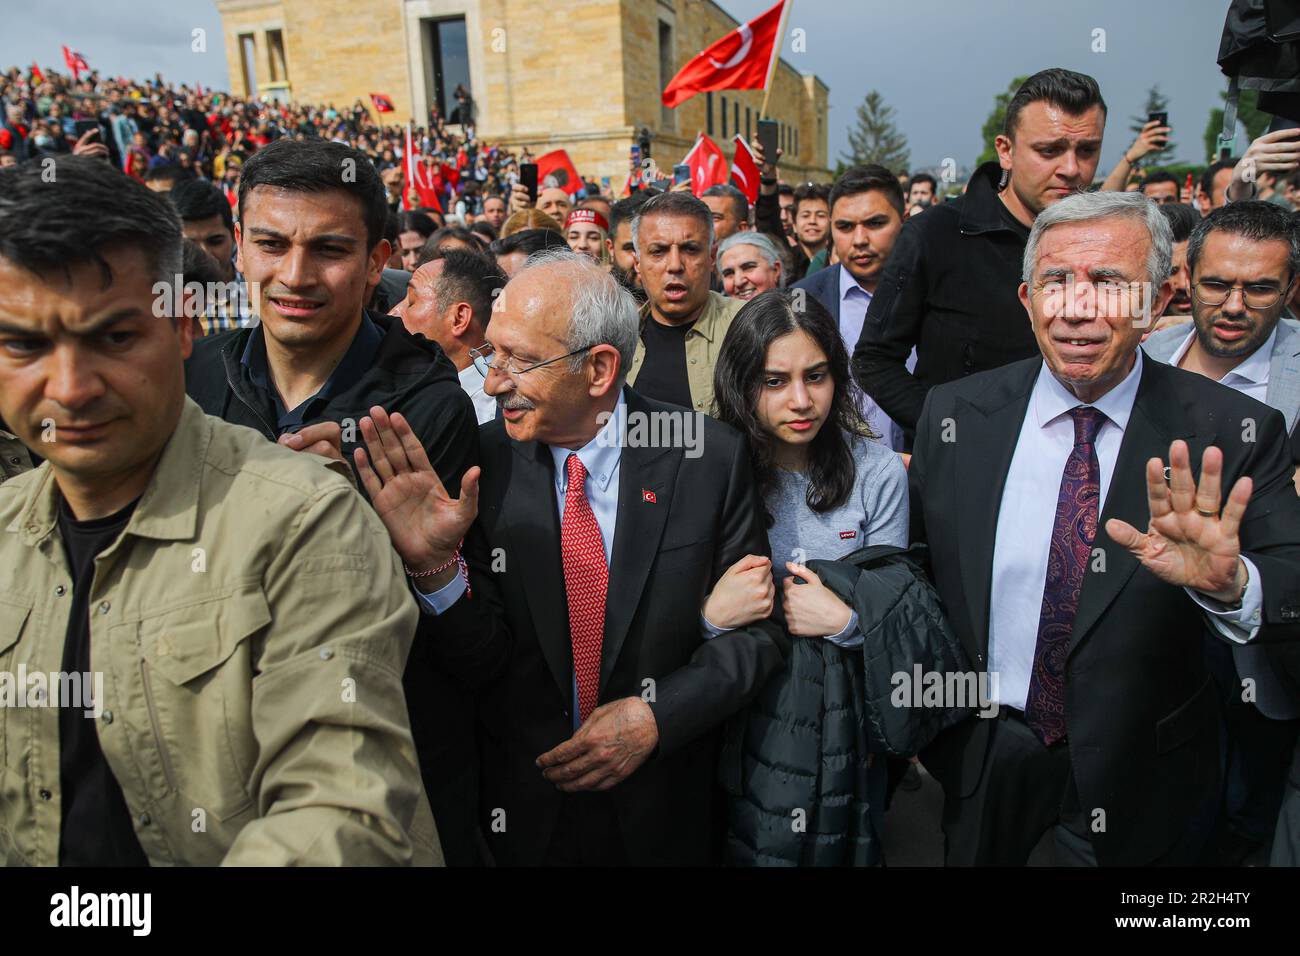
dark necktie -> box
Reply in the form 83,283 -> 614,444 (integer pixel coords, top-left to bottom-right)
1025,405 -> 1107,746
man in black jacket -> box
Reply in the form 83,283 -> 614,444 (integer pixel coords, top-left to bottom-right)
854,68 -> 1107,446
354,249 -> 786,865
183,138 -> 482,865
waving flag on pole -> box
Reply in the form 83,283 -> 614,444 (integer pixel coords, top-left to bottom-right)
682,134 -> 728,196
403,122 -> 443,212
661,0 -> 787,109
730,134 -> 761,204
62,46 -> 89,81
369,92 -> 396,114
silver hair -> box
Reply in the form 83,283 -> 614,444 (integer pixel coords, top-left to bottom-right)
514,248 -> 640,384
1023,190 -> 1172,290
715,230 -> 787,287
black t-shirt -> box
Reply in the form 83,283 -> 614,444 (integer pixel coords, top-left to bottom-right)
57,495 -> 149,867
634,317 -> 695,409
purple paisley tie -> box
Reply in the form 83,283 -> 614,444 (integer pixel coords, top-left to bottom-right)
1025,406 -> 1106,747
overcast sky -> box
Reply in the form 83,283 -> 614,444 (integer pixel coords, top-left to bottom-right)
2,0 -> 1234,170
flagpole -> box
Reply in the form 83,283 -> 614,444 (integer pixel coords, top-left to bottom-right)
759,0 -> 791,120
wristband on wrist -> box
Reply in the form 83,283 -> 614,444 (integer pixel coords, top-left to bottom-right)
405,539 -> 472,597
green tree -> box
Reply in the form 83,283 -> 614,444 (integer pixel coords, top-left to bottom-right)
978,75 -> 1029,166
1130,85 -> 1176,166
842,90 -> 909,172
1203,87 -> 1270,161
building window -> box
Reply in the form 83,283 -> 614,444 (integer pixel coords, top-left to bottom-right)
734,102 -> 739,137
706,92 -> 714,137
238,33 -> 257,96
794,128 -> 799,157
659,21 -> 674,128
266,29 -> 288,84
745,107 -> 751,143
423,17 -> 472,124
721,96 -> 727,137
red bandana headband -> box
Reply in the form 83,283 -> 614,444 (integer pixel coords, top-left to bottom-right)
565,207 -> 609,232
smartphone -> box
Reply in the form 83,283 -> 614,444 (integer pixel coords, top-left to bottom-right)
73,119 -> 99,139
672,164 -> 691,185
1148,111 -> 1169,145
638,133 -> 651,159
520,162 -> 538,204
757,119 -> 779,162
1267,114 -> 1300,134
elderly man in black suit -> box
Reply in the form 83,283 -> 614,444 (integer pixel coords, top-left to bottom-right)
910,190 -> 1300,866
355,249 -> 786,865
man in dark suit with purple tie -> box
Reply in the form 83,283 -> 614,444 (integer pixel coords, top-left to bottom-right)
910,191 -> 1300,866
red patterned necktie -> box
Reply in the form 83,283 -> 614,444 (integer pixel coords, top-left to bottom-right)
561,454 -> 608,722
1025,405 -> 1106,747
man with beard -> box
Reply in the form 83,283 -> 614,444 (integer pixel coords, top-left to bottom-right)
1142,200 -> 1300,864
1143,201 -> 1200,338
608,192 -> 651,301
854,68 -> 1106,445
791,166 -> 906,454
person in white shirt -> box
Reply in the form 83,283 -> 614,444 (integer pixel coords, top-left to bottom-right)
910,190 -> 1300,866
1142,199 -> 1300,865
392,246 -> 505,424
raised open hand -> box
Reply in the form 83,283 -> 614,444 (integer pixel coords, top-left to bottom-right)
354,405 -> 479,580
1105,440 -> 1251,603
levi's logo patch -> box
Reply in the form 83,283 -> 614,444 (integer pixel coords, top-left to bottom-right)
839,530 -> 857,540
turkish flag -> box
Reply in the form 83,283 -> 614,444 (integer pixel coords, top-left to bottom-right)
62,46 -> 89,80
662,0 -> 786,109
682,134 -> 728,197
730,134 -> 760,204
536,149 -> 583,197
369,93 -> 396,113
403,123 -> 443,213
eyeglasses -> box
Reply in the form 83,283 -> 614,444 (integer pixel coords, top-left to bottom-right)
469,342 -> 592,379
1192,279 -> 1293,309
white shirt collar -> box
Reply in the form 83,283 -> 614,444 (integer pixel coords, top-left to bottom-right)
458,361 -> 485,394
1170,324 -> 1276,388
1224,325 -> 1276,387
548,388 -> 626,495
1033,348 -> 1144,433
839,263 -> 870,301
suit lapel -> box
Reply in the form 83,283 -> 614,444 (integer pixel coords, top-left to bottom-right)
1069,361 -> 1199,654
1267,321 -> 1300,436
503,439 -> 571,704
956,361 -> 1037,660
600,393 -> 681,692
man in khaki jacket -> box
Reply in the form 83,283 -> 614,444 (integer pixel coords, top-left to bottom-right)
0,155 -> 440,866
625,191 -> 742,415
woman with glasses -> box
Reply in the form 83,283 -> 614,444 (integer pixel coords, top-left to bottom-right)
703,290 -> 908,865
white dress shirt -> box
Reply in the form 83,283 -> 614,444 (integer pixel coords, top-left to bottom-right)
458,362 -> 498,425
838,266 -> 905,451
1170,324 -> 1275,406
988,351 -> 1263,710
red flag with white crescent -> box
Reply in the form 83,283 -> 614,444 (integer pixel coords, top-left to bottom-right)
682,134 -> 728,197
62,46 -> 89,80
730,134 -> 761,204
661,0 -> 786,109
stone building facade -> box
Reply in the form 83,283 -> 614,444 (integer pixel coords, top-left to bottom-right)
215,0 -> 830,187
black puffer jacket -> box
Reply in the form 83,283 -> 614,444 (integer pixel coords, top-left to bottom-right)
724,544 -> 969,867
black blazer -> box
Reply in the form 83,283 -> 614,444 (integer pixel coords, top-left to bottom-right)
790,262 -> 843,324
910,356 -> 1300,866
427,388 -> 788,865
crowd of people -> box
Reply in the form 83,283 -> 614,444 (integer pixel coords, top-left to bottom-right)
2,59 -> 1300,869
